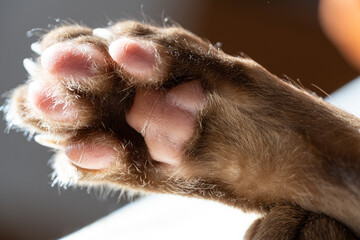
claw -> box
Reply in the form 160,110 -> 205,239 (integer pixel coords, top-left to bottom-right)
23,58 -> 38,76
93,28 -> 114,40
34,134 -> 66,149
31,42 -> 42,55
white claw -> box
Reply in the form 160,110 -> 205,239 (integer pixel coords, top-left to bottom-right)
31,42 -> 42,55
93,28 -> 114,40
23,58 -> 38,76
34,134 -> 66,149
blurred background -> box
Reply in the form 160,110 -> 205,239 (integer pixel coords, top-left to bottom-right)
0,0 -> 357,239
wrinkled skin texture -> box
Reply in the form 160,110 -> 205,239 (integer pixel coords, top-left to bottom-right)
4,21 -> 360,239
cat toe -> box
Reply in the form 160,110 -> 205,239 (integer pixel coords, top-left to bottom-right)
27,80 -> 76,122
109,37 -> 167,84
65,141 -> 117,170
41,42 -> 107,78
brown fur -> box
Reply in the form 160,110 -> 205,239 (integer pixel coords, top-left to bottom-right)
4,21 -> 360,239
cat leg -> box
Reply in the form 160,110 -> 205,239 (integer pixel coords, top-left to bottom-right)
245,205 -> 358,240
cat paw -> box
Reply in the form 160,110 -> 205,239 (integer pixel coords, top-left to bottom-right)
5,20 -> 360,237
3,21 -> 328,201
5,21 -> 228,192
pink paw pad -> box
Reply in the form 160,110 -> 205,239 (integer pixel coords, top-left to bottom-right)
41,42 -> 107,77
109,38 -> 160,81
65,143 -> 117,170
28,81 -> 75,121
126,80 -> 205,166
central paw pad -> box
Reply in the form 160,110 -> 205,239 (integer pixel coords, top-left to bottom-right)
127,80 -> 204,166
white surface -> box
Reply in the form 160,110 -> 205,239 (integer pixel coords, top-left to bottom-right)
61,195 -> 259,240
326,76 -> 360,118
62,77 -> 360,240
